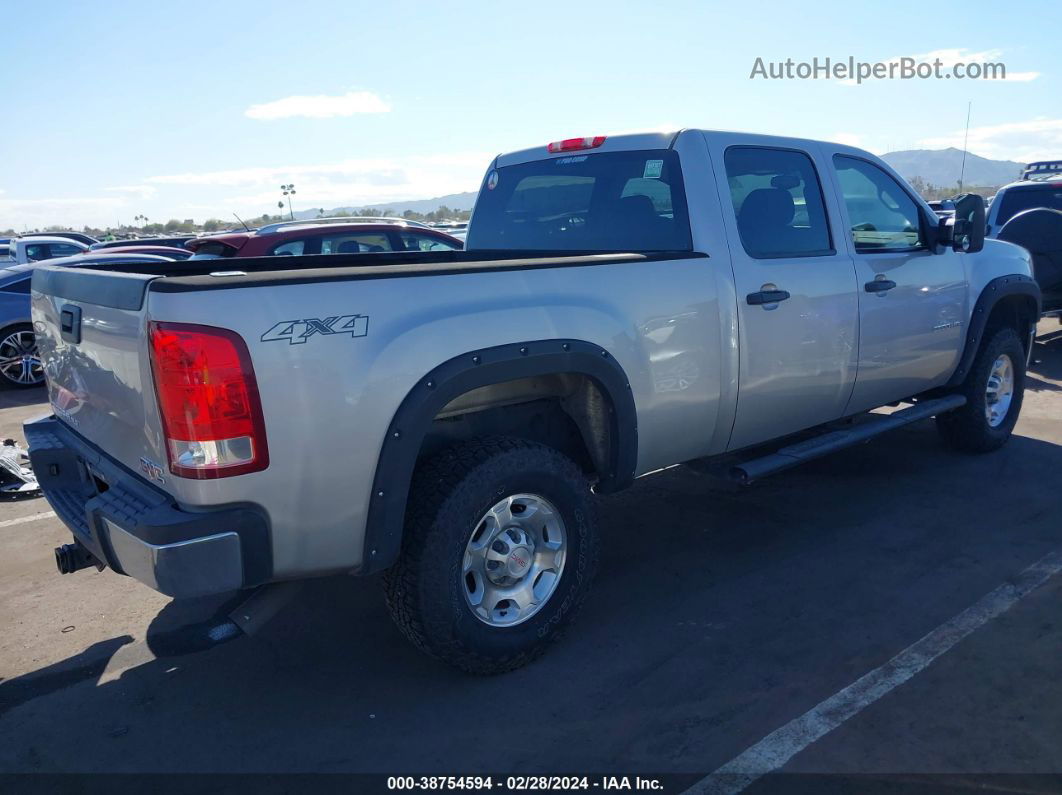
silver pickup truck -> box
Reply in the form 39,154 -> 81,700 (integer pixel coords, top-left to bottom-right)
26,130 -> 1041,673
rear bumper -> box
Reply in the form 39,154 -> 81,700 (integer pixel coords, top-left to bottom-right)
25,415 -> 271,598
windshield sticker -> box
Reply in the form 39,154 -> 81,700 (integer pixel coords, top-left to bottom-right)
486,170 -> 499,190
643,159 -> 664,179
555,156 -> 588,165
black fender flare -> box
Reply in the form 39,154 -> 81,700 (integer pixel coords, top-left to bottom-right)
360,339 -> 638,573
945,274 -> 1041,388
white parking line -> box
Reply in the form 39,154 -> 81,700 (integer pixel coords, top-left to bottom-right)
0,511 -> 56,529
687,548 -> 1062,795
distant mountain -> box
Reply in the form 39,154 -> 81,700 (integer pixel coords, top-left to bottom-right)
881,148 -> 1024,188
293,191 -> 478,220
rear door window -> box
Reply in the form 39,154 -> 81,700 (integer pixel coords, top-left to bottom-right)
467,149 -> 692,251
724,146 -> 833,258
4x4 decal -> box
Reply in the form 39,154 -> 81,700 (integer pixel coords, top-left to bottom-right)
261,314 -> 369,345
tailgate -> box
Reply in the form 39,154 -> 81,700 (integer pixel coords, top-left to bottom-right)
31,266 -> 166,479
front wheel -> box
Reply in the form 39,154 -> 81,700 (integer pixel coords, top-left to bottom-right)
383,438 -> 599,674
0,324 -> 44,389
937,326 -> 1026,453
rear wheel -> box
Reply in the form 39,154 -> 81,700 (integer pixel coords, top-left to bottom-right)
0,325 -> 44,389
383,437 -> 599,674
937,326 -> 1026,453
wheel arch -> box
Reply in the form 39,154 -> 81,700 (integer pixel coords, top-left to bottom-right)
947,274 -> 1041,388
360,339 -> 637,573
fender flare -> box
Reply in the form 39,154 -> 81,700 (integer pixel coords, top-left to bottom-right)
360,339 -> 637,573
946,274 -> 1041,388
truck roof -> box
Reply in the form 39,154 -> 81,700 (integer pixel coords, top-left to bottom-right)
494,129 -> 880,168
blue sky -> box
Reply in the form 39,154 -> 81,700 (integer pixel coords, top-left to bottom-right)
1,0 -> 1059,228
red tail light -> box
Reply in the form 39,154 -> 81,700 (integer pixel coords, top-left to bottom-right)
148,322 -> 268,478
547,136 -> 606,153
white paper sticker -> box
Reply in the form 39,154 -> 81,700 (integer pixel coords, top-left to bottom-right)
643,159 -> 664,179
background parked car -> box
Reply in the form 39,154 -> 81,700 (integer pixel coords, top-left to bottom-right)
18,231 -> 99,246
987,160 -> 1062,314
186,219 -> 462,258
90,236 -> 196,251
2,236 -> 89,264
0,252 -> 181,389
987,161 -> 1062,236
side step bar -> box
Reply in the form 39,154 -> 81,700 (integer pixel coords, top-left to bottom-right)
729,395 -> 967,484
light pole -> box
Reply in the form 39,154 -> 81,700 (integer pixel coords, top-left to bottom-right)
280,184 -> 296,220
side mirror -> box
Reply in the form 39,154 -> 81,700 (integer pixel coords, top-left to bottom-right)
943,193 -> 986,253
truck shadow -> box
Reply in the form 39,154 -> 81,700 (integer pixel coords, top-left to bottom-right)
2,420 -> 1062,773
1028,328 -> 1062,391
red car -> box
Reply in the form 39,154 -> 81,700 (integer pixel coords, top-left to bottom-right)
187,219 -> 463,259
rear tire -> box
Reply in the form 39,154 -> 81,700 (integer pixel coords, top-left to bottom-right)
937,326 -> 1026,453
0,324 -> 44,389
383,437 -> 599,674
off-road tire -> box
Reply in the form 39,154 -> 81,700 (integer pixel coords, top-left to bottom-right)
383,437 -> 599,674
937,326 -> 1026,453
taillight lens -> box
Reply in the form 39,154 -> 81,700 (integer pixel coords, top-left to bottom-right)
547,135 -> 606,153
148,321 -> 268,478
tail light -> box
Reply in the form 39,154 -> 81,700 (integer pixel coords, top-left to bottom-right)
547,136 -> 606,153
148,321 -> 268,478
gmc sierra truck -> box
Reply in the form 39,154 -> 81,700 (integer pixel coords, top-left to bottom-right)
26,130 -> 1040,673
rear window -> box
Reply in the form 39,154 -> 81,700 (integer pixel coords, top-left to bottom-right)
996,186 -> 1062,226
467,149 -> 692,251
191,241 -> 237,258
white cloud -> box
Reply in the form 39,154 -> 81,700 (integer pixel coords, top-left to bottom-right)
1003,71 -> 1041,82
148,152 -> 490,208
0,196 -> 127,229
838,47 -> 1040,85
105,184 -> 157,199
918,117 -> 1062,162
244,90 -> 390,120
913,48 -> 1040,81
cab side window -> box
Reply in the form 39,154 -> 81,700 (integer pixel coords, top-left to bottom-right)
724,147 -> 833,258
833,156 -> 924,251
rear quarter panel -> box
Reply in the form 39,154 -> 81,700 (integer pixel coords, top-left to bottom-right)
147,258 -> 725,577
